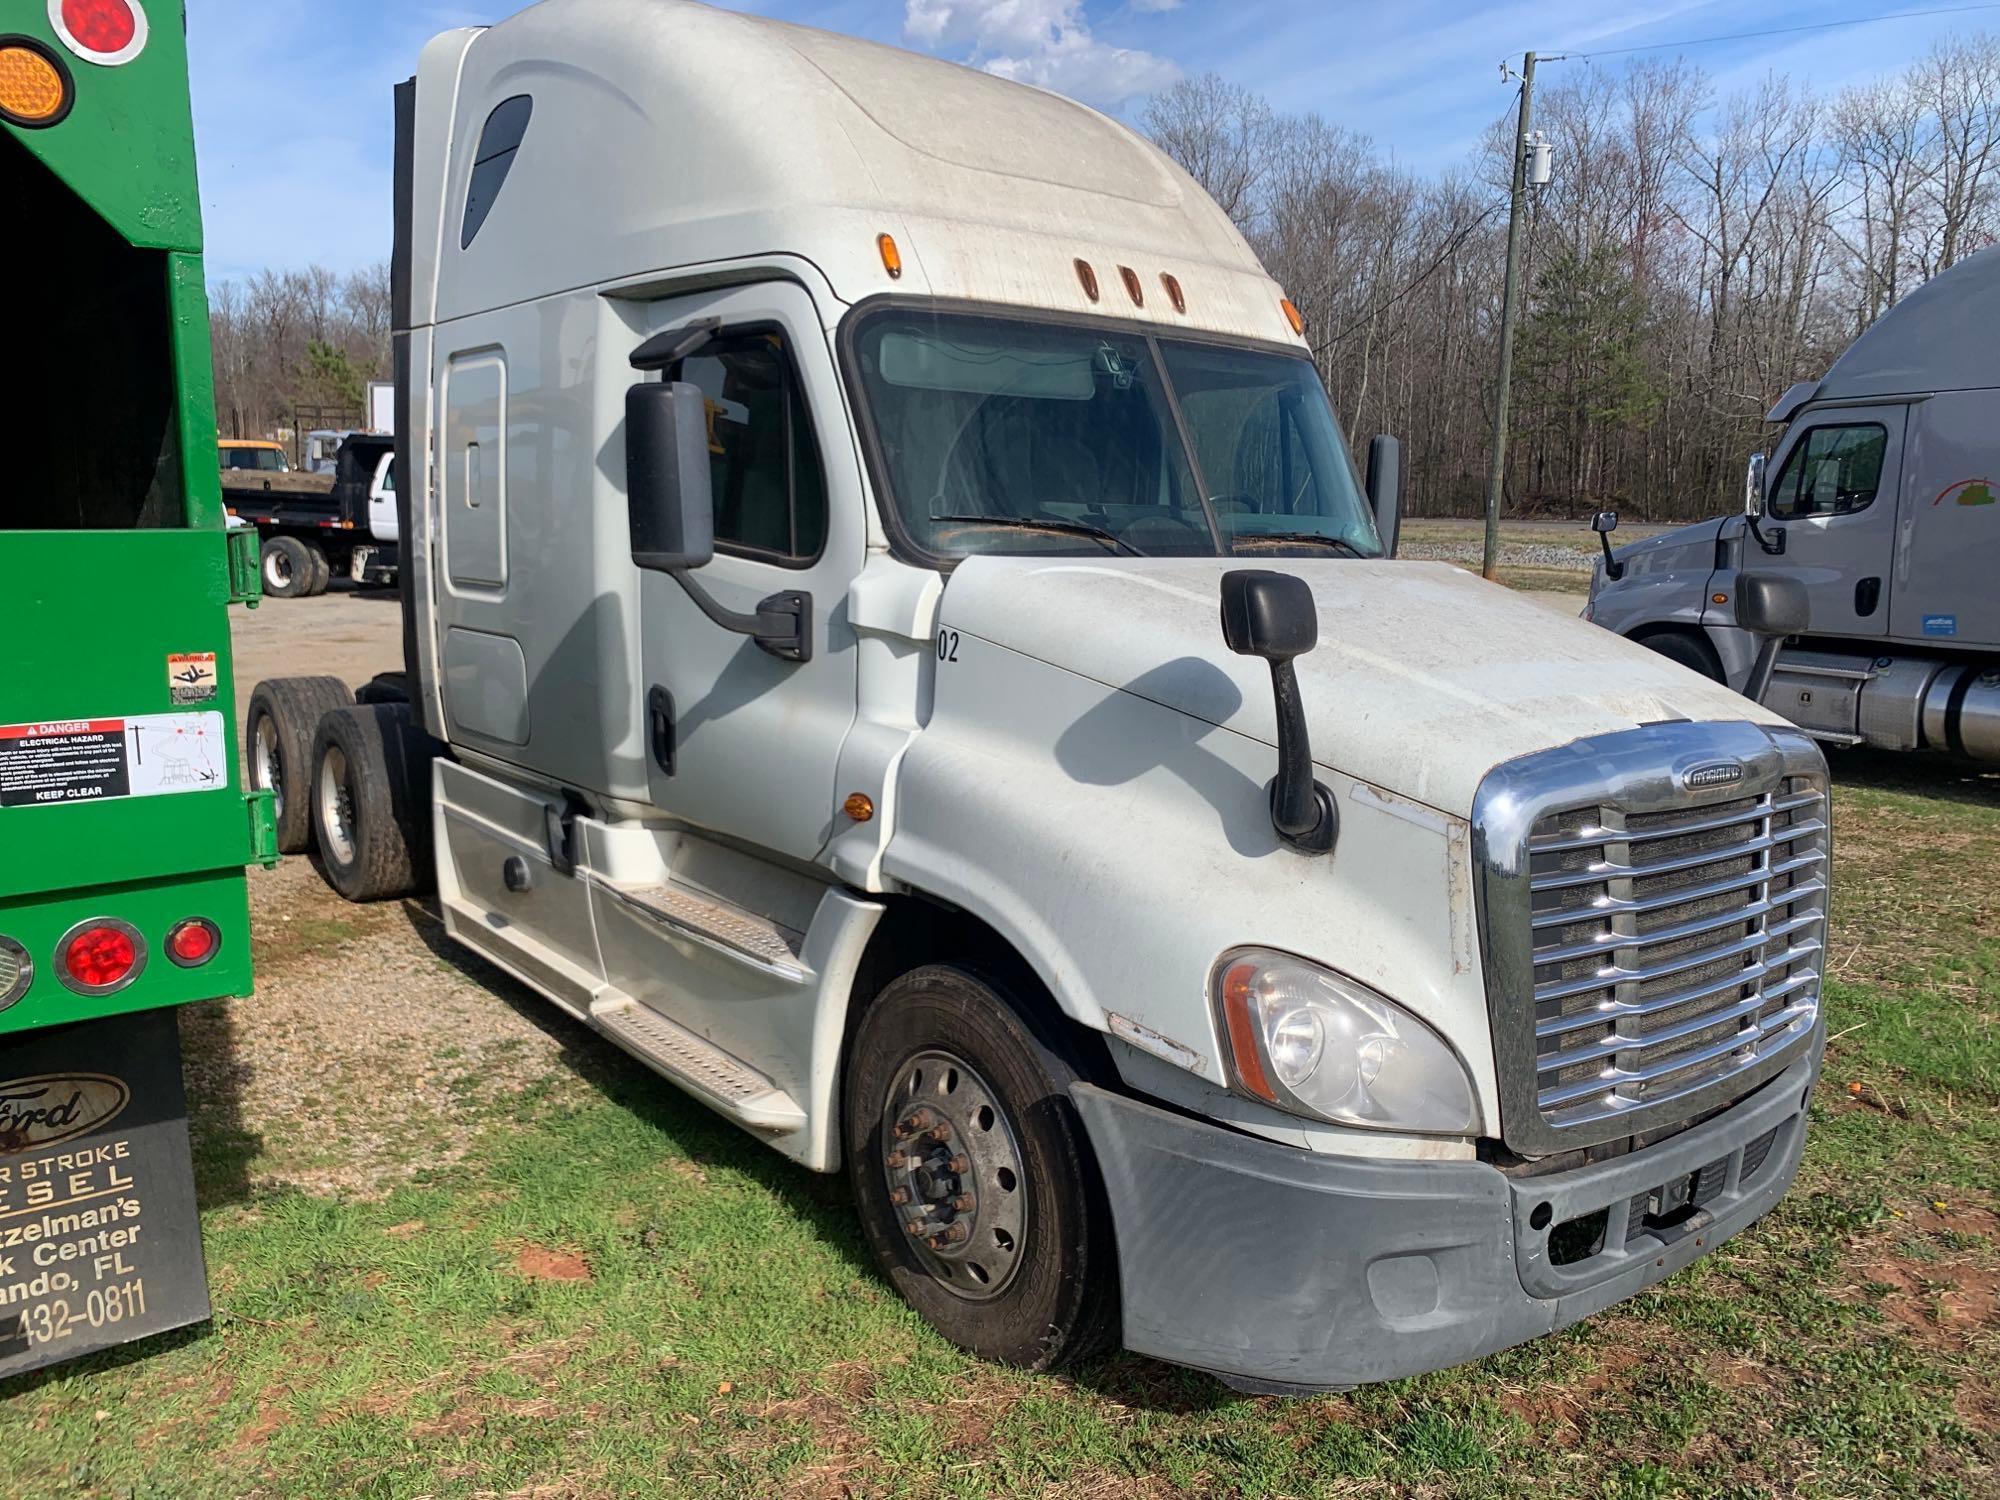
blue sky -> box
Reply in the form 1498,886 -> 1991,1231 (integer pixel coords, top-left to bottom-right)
186,0 -> 2000,284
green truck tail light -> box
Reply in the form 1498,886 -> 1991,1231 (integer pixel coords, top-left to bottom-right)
56,917 -> 145,994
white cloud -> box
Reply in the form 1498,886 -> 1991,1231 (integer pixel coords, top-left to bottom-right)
1129,0 -> 1181,11
904,0 -> 1179,107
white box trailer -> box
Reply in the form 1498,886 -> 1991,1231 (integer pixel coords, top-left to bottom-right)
253,0 -> 1831,1392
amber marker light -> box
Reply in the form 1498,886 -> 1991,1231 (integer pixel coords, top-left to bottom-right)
0,35 -> 73,128
843,792 -> 875,823
1713,592 -> 1730,605
1218,960 -> 1278,1104
1074,258 -> 1100,302
1280,298 -> 1305,336
877,233 -> 903,279
1160,272 -> 1186,313
1118,265 -> 1144,307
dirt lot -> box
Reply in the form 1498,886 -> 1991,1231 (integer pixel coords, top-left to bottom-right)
5,572 -> 1995,1498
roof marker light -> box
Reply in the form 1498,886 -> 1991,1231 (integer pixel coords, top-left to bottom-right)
1074,258 -> 1100,303
1280,298 -> 1305,336
1161,272 -> 1186,314
877,233 -> 902,280
0,35 -> 72,127
1118,266 -> 1144,307
49,0 -> 148,67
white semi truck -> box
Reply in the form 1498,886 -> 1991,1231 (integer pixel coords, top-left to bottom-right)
1587,248 -> 2000,761
252,0 -> 1832,1392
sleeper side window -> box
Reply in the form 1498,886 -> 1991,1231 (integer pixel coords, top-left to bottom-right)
460,95 -> 533,249
1767,423 -> 1888,519
670,333 -> 828,566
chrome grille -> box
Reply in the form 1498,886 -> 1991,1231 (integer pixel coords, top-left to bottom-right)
1471,723 -> 1830,1155
1527,779 -> 1825,1130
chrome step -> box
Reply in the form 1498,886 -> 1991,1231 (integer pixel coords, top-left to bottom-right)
601,879 -> 811,982
591,997 -> 806,1134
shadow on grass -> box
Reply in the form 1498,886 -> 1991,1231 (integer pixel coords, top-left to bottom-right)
0,1318 -> 214,1403
1829,744 -> 2000,809
393,895 -> 1251,1414
179,998 -> 263,1210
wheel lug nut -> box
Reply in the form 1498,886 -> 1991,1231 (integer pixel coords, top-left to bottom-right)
886,1151 -> 907,1169
947,1155 -> 969,1174
906,1220 -> 927,1235
927,1124 -> 952,1143
951,1193 -> 975,1213
889,1187 -> 910,1205
932,1221 -> 970,1246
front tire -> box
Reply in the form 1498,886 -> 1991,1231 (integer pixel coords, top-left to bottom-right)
1637,627 -> 1724,682
843,965 -> 1118,1371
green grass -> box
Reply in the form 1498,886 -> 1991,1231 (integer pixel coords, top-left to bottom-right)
4,755 -> 1997,1496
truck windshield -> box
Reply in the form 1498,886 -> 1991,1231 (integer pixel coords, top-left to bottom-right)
848,308 -> 1381,560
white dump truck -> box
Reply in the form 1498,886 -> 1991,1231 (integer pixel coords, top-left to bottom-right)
251,0 -> 1831,1392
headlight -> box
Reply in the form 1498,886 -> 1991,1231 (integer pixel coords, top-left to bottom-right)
1213,949 -> 1477,1133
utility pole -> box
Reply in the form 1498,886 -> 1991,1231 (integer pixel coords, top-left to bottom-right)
1483,51 -> 1537,583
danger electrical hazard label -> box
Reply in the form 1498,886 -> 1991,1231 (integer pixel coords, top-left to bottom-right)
0,714 -> 226,809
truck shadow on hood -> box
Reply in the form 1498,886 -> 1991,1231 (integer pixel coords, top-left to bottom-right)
1053,657 -> 1284,860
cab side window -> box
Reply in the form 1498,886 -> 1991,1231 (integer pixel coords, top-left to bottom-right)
671,334 -> 827,565
1767,424 -> 1887,519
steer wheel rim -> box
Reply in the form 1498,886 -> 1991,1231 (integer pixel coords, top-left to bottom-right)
266,551 -> 292,588
878,1049 -> 1027,1301
318,743 -> 357,865
253,714 -> 284,822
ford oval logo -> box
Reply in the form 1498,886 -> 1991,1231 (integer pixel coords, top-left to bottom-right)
0,1073 -> 131,1154
1683,761 -> 1746,792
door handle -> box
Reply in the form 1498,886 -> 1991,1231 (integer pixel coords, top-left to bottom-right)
1855,577 -> 1882,618
648,685 -> 676,777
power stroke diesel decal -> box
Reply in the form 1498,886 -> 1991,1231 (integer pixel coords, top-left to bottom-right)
0,713 -> 224,808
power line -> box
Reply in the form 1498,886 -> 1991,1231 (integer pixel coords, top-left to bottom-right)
1562,2 -> 2000,60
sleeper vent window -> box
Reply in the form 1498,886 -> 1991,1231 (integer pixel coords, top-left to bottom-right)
460,95 -> 533,249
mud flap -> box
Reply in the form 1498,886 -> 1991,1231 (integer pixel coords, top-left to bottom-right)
0,1009 -> 211,1379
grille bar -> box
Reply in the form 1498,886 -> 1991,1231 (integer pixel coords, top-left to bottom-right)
1521,764 -> 1828,1134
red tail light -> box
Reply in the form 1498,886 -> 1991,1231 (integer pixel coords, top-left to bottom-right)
166,918 -> 221,968
57,919 -> 144,994
49,0 -> 150,67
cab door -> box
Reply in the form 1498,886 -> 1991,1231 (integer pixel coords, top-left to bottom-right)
631,282 -> 863,861
368,453 -> 398,543
1761,408 -> 1906,637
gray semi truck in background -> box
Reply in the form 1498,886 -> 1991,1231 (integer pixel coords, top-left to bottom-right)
1588,248 -> 1999,762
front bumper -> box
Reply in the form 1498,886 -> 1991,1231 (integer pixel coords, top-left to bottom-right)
1072,1042 -> 1818,1392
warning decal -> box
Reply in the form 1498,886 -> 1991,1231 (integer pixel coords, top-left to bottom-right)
166,653 -> 219,705
0,714 -> 226,809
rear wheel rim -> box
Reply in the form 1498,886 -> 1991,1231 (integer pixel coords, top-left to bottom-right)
266,551 -> 292,589
253,714 -> 284,823
878,1049 -> 1027,1301
318,743 -> 356,865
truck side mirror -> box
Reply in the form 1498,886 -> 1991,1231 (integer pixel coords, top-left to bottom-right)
1735,571 -> 1808,705
1220,570 -> 1336,856
625,380 -> 714,572
1365,435 -> 1402,558
1591,510 -> 1625,580
1744,451 -> 1768,519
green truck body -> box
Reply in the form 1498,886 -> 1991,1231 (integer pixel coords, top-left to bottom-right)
1,0 -> 272,1377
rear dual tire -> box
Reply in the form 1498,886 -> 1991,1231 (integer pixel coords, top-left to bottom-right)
310,703 -> 436,903
246,676 -> 354,853
260,536 -> 332,598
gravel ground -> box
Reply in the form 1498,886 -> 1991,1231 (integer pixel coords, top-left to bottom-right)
1398,538 -> 1601,571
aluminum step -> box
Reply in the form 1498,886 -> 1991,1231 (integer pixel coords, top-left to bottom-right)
590,996 -> 806,1134
601,879 -> 811,983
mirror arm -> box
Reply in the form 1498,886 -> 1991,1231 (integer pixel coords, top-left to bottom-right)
1746,517 -> 1787,556
1264,659 -> 1337,855
631,317 -> 723,373
665,568 -> 814,663
1595,529 -> 1625,581
1743,637 -> 1784,704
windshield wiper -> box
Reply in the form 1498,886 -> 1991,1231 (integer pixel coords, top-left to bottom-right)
928,514 -> 1149,557
1231,531 -> 1367,558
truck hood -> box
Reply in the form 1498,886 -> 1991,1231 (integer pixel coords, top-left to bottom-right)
940,556 -> 1779,816
1610,516 -> 1728,579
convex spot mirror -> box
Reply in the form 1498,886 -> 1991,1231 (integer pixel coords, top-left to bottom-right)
1591,510 -> 1625,579
1591,511 -> 1619,534
626,380 -> 714,572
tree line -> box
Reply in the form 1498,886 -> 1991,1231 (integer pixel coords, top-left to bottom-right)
1144,34 -> 2000,520
207,34 -> 1998,520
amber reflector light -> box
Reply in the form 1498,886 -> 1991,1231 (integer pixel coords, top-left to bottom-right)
0,38 -> 72,127
1074,258 -> 1100,302
877,233 -> 903,279
1280,298 -> 1305,336
1160,273 -> 1186,313
1118,266 -> 1144,307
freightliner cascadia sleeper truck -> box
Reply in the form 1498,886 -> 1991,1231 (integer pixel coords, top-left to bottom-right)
1588,248 -> 2000,762
0,0 -> 275,1378
255,0 -> 1832,1391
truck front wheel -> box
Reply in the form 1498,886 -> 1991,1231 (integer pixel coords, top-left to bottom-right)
261,536 -> 314,598
310,703 -> 436,902
843,965 -> 1119,1372
1635,626 -> 1724,683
